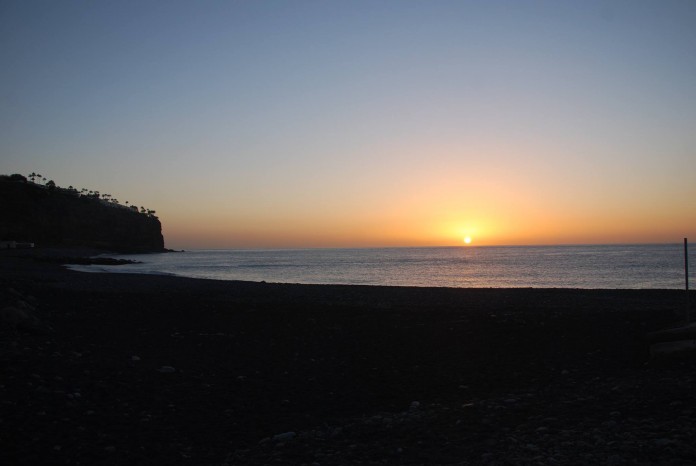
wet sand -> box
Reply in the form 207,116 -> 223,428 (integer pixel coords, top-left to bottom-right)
1,251 -> 695,465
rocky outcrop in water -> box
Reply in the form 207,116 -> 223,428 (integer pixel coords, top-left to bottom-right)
0,178 -> 165,252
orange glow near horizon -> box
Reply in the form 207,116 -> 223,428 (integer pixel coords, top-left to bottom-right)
154,159 -> 696,250
144,139 -> 696,250
159,203 -> 696,249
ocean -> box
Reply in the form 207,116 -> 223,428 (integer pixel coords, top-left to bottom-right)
69,244 -> 695,289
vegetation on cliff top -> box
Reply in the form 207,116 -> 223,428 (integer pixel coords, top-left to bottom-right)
2,173 -> 158,218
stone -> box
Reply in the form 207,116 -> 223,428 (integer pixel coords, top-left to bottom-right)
652,438 -> 672,447
272,432 -> 296,442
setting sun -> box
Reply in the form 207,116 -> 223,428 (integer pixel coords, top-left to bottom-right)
464,236 -> 472,244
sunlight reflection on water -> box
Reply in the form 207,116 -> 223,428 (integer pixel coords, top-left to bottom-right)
67,244 -> 695,289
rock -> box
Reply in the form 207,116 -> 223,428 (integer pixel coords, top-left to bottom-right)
272,432 -> 296,442
157,366 -> 176,373
131,355 -> 141,361
652,438 -> 672,447
0,305 -> 48,333
409,401 -> 420,411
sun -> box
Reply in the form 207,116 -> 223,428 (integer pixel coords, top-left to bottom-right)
463,236 -> 472,244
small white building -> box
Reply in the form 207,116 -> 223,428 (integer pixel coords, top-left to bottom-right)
0,241 -> 17,249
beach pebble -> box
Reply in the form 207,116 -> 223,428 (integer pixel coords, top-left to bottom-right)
652,438 -> 672,447
157,366 -> 176,373
131,355 -> 141,361
272,431 -> 296,442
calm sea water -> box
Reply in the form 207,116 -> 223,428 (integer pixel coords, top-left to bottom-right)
70,244 -> 695,289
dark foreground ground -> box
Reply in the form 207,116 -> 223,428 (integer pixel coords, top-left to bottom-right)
2,250 -> 696,465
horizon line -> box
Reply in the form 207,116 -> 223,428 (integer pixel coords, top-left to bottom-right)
167,241 -> 690,252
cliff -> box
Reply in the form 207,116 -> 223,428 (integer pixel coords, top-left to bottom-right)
0,178 -> 165,252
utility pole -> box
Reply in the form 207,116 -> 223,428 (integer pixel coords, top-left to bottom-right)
685,238 -> 690,323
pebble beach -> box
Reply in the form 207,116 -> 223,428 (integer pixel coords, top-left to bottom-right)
2,250 -> 696,465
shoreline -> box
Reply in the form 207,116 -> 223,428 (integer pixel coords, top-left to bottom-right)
6,244 -> 690,290
46,253 -> 695,291
2,254 -> 696,464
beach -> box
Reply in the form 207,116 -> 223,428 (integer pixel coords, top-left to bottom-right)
2,251 -> 696,465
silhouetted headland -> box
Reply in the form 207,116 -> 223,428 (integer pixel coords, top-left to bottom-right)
0,173 -> 164,253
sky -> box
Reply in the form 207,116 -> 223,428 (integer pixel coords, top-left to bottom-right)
2,0 -> 695,249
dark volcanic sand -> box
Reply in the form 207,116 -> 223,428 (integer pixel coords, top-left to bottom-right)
2,251 -> 696,465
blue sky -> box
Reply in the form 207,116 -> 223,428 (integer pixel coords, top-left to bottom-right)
2,1 -> 695,248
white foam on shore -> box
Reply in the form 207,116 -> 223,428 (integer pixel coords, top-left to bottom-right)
64,264 -> 177,276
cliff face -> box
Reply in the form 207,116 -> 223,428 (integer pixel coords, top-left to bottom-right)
0,180 -> 165,252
